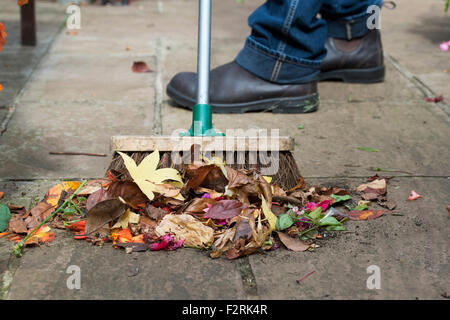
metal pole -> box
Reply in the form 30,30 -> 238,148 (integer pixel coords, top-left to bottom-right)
196,0 -> 211,105
21,0 -> 37,46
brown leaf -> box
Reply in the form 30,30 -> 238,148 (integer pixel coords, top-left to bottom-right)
276,231 -> 310,252
356,179 -> 387,195
86,181 -> 147,211
194,187 -> 223,199
105,181 -> 147,209
272,184 -> 286,197
378,199 -> 396,210
183,197 -> 216,214
8,204 -> 26,216
144,204 -> 166,221
132,61 -> 152,73
85,199 -> 127,235
231,208 -> 256,241
225,166 -> 250,189
361,193 -> 379,201
286,176 -> 308,192
207,200 -> 248,220
86,189 -> 105,211
347,210 -> 386,221
24,202 -> 55,229
77,179 -> 109,196
8,216 -> 28,234
185,165 -> 228,192
0,191 -> 3,199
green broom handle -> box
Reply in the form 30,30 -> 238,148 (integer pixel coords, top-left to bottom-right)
181,0 -> 224,137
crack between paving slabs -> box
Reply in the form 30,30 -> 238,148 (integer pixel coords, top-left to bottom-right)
385,53 -> 450,120
235,256 -> 259,299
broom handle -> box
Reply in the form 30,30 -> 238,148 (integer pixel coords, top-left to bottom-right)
196,0 -> 211,105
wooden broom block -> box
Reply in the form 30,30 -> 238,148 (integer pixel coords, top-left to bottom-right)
111,135 -> 295,152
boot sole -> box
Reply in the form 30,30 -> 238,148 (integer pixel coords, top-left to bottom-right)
166,84 -> 319,114
318,65 -> 385,83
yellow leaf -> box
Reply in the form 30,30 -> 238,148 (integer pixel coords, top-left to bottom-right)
150,168 -> 183,184
263,176 -> 272,184
44,181 -> 82,207
261,195 -> 277,232
112,209 -> 140,229
117,150 -> 183,201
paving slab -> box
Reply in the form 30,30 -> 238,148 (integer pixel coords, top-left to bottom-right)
0,0 -> 448,301
249,177 -> 449,300
5,231 -> 246,300
382,0 -> 450,98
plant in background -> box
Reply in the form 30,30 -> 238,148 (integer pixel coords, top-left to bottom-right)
445,0 -> 450,13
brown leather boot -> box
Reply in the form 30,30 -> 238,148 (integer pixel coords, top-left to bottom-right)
166,62 -> 319,114
319,29 -> 385,83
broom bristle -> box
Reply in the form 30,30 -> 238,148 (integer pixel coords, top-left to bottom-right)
107,151 -> 301,190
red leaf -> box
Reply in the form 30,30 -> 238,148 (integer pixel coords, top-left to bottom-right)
206,200 -> 248,220
132,61 -> 153,73
424,95 -> 443,103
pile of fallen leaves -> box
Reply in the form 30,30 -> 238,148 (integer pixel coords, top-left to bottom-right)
0,148 -> 398,258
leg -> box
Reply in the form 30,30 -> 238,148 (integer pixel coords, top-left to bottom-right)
167,0 -> 325,114
319,0 -> 386,83
236,0 -> 327,84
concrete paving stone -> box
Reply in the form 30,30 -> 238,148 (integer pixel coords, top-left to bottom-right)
162,98 -> 450,178
5,230 -> 246,300
0,98 -> 154,179
381,0 -> 450,96
249,177 -> 450,300
20,53 -> 156,102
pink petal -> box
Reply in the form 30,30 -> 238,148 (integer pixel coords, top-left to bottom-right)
203,203 -> 212,213
407,190 -> 422,201
305,202 -> 317,211
149,233 -> 183,251
317,200 -> 331,211
440,42 -> 449,51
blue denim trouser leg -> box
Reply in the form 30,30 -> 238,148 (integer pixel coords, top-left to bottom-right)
235,0 -> 383,84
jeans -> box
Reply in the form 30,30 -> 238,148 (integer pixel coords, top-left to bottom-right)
235,0 -> 383,84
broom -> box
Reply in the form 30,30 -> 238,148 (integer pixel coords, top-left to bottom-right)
107,0 -> 301,190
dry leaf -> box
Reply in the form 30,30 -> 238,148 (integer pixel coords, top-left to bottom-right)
24,225 -> 55,246
44,181 -> 82,207
347,210 -> 386,220
276,231 -> 310,252
117,151 -> 183,201
225,167 -> 251,189
8,216 -> 28,234
183,197 -> 216,214
18,0 -> 29,6
186,164 -> 228,193
25,202 -> 55,230
77,179 -> 109,196
111,209 -> 140,229
356,179 -> 387,194
85,199 -> 127,235
144,203 -> 167,220
132,61 -> 153,73
286,176 -> 308,192
155,214 -> 214,248
206,200 -> 248,220
194,187 -> 223,199
261,195 -> 276,232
